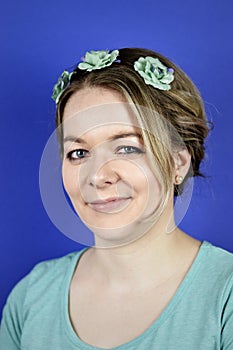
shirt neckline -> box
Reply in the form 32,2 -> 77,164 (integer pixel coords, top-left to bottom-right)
61,240 -> 211,350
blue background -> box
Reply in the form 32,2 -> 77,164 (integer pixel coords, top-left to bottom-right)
1,0 -> 233,316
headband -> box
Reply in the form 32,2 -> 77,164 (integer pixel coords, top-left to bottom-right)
52,49 -> 174,104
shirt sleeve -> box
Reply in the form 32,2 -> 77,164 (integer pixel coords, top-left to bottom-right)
221,274 -> 233,350
0,275 -> 30,350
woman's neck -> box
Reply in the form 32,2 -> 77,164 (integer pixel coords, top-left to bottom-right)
83,227 -> 201,293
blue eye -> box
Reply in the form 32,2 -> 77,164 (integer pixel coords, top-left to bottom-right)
66,149 -> 88,161
117,146 -> 143,154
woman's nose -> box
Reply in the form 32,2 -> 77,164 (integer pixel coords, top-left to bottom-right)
84,151 -> 120,189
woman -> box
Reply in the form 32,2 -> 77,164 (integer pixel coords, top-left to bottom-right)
1,48 -> 233,349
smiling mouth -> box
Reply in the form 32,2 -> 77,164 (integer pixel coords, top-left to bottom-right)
87,197 -> 131,213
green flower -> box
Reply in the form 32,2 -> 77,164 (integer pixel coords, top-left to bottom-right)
52,70 -> 74,104
134,56 -> 174,91
78,49 -> 119,72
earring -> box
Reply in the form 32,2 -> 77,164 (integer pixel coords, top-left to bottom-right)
175,175 -> 183,185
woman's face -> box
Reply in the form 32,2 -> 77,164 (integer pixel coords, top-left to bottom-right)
61,87 -> 168,247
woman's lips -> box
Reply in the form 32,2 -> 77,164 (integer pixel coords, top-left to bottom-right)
87,197 -> 131,213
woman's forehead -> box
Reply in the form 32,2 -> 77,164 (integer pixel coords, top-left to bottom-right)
63,123 -> 143,146
63,87 -> 126,120
62,102 -> 143,140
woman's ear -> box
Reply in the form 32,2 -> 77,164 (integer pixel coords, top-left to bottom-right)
173,149 -> 191,185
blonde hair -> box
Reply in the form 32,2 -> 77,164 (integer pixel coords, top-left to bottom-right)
55,48 -> 211,198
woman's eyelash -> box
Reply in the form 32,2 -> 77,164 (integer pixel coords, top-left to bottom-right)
66,145 -> 144,162
66,149 -> 88,160
116,145 -> 144,154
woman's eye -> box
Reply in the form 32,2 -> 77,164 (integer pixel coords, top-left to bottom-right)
117,146 -> 144,154
66,149 -> 89,161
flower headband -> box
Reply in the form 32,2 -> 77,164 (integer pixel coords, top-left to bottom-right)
52,49 -> 174,104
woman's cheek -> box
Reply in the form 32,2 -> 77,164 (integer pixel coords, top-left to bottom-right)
62,163 -> 77,197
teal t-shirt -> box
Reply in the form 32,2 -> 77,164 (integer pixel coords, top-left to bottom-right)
1,240 -> 233,350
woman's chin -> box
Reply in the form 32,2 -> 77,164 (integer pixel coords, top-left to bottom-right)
85,218 -> 157,248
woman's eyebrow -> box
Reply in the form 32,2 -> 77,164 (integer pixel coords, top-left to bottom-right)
63,132 -> 143,144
